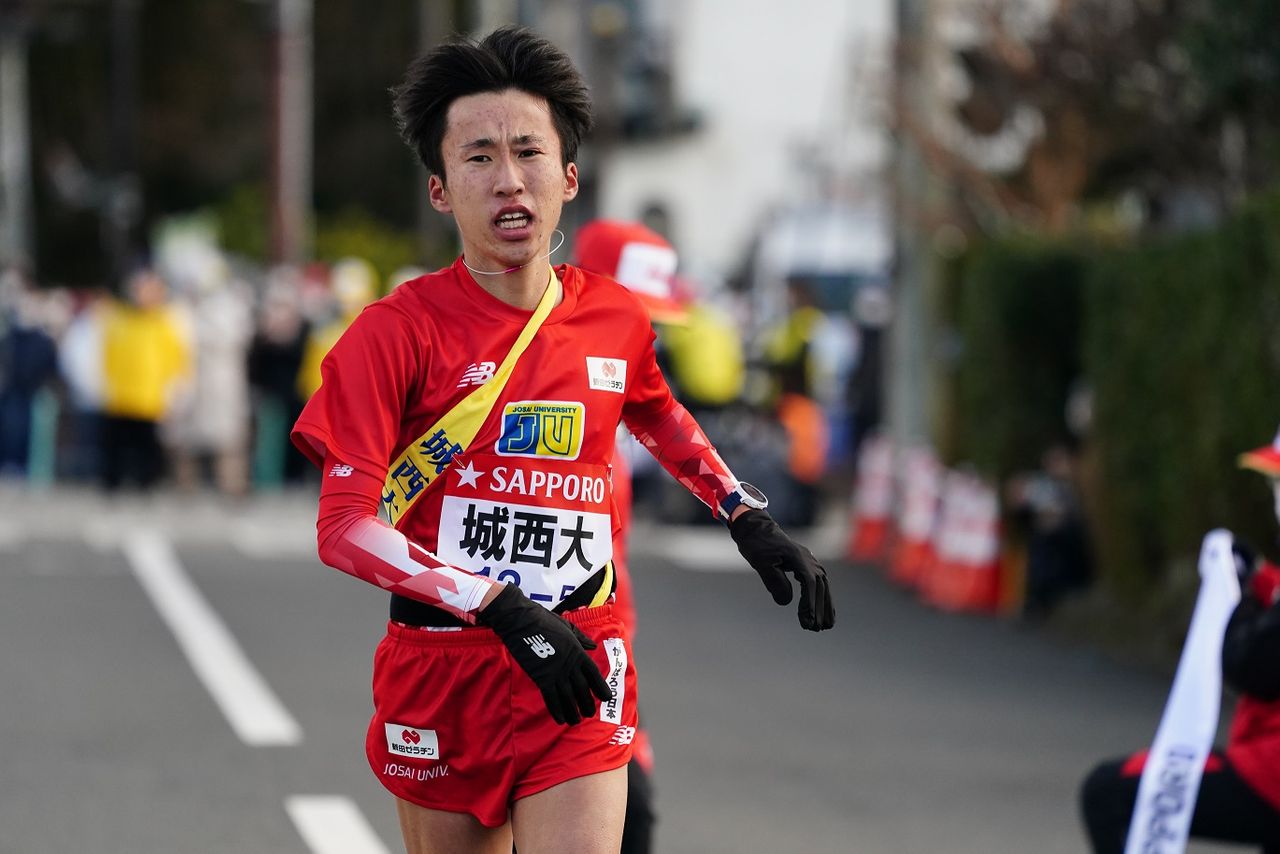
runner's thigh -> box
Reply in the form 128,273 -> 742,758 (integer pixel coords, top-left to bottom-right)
396,798 -> 513,854
510,765 -> 628,854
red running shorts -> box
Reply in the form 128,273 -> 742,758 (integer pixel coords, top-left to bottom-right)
365,602 -> 638,827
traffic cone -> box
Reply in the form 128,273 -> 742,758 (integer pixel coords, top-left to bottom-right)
846,434 -> 894,562
921,472 -> 1001,613
888,446 -> 941,590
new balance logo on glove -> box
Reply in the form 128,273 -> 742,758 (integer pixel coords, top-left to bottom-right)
524,634 -> 556,658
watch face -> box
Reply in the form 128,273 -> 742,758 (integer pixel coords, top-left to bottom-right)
739,481 -> 769,509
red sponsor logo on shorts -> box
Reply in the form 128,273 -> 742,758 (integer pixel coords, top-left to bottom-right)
385,723 -> 439,759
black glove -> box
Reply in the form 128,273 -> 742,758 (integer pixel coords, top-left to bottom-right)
729,509 -> 835,631
477,584 -> 613,725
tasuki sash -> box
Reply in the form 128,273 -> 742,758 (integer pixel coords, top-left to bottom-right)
380,270 -> 557,527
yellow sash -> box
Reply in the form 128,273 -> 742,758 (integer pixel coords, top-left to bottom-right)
380,270 -> 557,527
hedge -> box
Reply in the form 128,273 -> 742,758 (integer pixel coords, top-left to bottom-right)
950,197 -> 1280,599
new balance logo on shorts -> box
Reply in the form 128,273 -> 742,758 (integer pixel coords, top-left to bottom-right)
384,723 -> 439,759
328,463 -> 353,477
457,361 -> 496,388
524,634 -> 556,658
609,726 -> 636,746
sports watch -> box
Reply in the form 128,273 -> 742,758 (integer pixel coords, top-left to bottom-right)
719,481 -> 769,521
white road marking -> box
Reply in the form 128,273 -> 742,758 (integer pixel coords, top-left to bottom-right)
232,519 -> 316,559
0,519 -> 23,552
286,796 -> 392,854
122,529 -> 303,746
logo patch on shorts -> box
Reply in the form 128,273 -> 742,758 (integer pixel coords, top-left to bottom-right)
496,401 -> 584,460
585,357 -> 626,393
385,723 -> 439,760
598,637 -> 628,725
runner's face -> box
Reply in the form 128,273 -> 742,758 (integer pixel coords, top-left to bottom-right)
429,89 -> 579,273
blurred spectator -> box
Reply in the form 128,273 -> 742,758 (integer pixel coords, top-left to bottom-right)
296,257 -> 377,401
847,285 -> 890,456
248,268 -> 312,487
1006,442 -> 1093,618
760,278 -> 833,526
57,288 -> 108,481
99,268 -> 189,491
659,299 -> 744,409
166,255 -> 254,497
1079,428 -> 1280,852
0,268 -> 59,477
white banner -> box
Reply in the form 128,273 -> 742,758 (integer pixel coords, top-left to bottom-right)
1124,529 -> 1241,854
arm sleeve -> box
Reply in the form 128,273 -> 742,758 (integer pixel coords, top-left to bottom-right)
1222,564 -> 1280,700
292,303 -> 498,623
316,454 -> 498,623
621,331 -> 739,518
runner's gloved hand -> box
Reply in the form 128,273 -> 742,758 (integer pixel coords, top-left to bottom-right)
477,583 -> 613,725
729,509 -> 835,631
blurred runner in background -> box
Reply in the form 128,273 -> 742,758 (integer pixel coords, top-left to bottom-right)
573,218 -> 687,854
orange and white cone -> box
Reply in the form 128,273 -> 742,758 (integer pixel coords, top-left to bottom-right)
922,472 -> 1001,613
846,434 -> 894,562
888,446 -> 941,590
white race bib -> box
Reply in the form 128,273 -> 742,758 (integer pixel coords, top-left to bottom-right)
438,453 -> 613,608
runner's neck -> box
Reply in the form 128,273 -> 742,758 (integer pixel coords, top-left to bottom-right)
473,266 -> 560,313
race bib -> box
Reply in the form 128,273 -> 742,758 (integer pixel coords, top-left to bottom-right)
438,453 -> 613,607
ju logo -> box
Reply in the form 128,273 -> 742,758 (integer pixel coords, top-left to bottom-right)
496,401 -> 585,460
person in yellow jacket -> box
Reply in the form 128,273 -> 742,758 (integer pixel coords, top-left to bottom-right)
296,257 -> 378,401
99,268 -> 190,490
659,299 -> 745,409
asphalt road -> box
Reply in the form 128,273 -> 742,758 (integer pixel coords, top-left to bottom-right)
0,488 -> 1240,853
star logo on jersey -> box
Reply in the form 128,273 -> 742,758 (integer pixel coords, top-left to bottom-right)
457,361 -> 497,388
454,460 -> 484,488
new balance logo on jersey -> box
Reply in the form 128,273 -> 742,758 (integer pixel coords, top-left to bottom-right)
609,726 -> 637,746
457,361 -> 497,387
328,464 -> 354,477
524,634 -> 556,658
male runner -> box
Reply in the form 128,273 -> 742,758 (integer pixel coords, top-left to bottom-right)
292,26 -> 834,854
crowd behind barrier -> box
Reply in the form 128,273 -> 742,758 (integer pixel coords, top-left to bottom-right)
0,247 -> 882,521
0,253 -> 382,495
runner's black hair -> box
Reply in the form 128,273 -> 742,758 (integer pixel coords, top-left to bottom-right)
392,25 -> 594,180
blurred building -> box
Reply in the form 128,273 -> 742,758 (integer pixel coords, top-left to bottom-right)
469,0 -> 891,282
596,0 -> 892,281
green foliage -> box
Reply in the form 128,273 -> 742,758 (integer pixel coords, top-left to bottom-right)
314,208 -> 423,291
1083,199 -> 1280,597
955,198 -> 1280,601
951,239 -> 1086,480
212,184 -> 270,263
